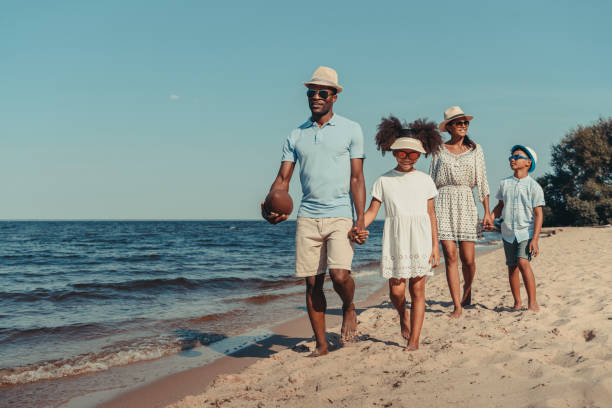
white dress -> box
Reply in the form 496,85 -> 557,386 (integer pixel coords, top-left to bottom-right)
429,144 -> 490,242
371,169 -> 438,279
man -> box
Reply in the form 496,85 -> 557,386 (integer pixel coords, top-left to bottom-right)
262,66 -> 367,357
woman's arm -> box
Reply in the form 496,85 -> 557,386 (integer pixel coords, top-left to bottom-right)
427,198 -> 440,267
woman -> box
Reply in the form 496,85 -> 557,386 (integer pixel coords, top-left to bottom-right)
430,106 -> 492,318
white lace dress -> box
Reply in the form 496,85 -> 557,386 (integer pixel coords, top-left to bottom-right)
371,170 -> 438,279
429,144 -> 490,242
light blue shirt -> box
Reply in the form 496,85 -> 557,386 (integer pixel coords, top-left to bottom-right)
281,114 -> 365,218
496,175 -> 545,243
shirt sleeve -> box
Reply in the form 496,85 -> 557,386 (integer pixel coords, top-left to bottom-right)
371,177 -> 383,202
532,182 -> 546,207
474,144 -> 490,202
349,123 -> 365,159
281,134 -> 297,162
495,181 -> 504,201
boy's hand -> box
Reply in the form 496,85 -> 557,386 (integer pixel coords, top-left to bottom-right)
430,245 -> 440,267
529,239 -> 539,257
482,213 -> 494,231
261,202 -> 289,224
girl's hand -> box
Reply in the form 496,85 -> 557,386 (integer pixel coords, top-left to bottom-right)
429,245 -> 440,267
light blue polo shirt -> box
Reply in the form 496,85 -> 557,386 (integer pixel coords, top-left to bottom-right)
496,175 -> 545,243
281,114 -> 365,218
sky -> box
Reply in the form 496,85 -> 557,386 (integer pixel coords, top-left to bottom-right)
1,0 -> 611,220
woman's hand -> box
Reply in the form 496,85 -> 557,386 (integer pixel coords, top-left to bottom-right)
482,213 -> 494,231
430,245 -> 440,267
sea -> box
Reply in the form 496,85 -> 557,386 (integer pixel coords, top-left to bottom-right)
0,221 -> 501,399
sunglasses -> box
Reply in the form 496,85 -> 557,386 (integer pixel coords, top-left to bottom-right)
393,150 -> 421,160
306,89 -> 334,99
452,120 -> 470,127
508,154 -> 530,161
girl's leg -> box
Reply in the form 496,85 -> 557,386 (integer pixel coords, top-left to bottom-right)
441,240 -> 462,318
388,278 -> 410,340
507,265 -> 522,310
406,276 -> 426,351
517,259 -> 540,312
458,241 -> 476,306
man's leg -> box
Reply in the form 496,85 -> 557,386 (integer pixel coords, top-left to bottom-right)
458,241 -> 476,306
441,240 -> 462,318
305,274 -> 328,356
329,268 -> 357,341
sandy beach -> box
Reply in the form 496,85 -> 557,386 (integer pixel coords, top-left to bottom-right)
158,226 -> 612,408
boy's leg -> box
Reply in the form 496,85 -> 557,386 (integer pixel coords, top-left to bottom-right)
517,258 -> 539,312
507,265 -> 522,310
503,239 -> 522,310
458,241 -> 476,306
388,278 -> 410,340
305,274 -> 328,356
406,276 -> 426,351
441,240 -> 462,318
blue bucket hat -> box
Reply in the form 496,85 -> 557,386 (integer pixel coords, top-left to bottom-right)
511,145 -> 537,173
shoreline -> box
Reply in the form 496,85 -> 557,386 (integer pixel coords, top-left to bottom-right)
93,246 -> 504,407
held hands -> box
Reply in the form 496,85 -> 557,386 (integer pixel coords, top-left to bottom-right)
260,202 -> 289,224
429,245 -> 440,267
482,213 -> 495,231
348,219 -> 369,244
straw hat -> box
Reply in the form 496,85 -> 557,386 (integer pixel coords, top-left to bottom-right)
304,66 -> 343,93
439,106 -> 474,132
390,137 -> 426,153
511,145 -> 538,173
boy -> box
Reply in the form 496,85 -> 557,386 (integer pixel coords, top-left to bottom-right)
491,145 -> 545,312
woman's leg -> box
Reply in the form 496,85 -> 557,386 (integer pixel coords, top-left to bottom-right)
441,240 -> 462,318
388,278 -> 410,340
406,276 -> 426,350
458,241 -> 476,306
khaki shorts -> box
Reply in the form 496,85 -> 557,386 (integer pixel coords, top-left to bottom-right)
295,217 -> 355,277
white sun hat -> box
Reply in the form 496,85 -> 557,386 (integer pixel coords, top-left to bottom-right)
304,66 -> 343,93
390,137 -> 426,153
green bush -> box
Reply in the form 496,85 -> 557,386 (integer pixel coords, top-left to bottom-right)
537,117 -> 612,226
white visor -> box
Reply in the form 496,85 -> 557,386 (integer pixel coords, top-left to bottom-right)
390,137 -> 426,153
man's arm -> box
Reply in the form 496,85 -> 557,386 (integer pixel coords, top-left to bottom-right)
349,158 -> 366,232
261,161 -> 295,224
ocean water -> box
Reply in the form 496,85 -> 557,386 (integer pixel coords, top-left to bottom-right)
0,221 -> 501,387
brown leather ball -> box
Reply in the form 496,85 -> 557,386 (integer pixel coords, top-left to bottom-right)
264,190 -> 293,215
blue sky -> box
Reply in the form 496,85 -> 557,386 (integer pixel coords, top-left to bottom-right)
1,1 -> 611,219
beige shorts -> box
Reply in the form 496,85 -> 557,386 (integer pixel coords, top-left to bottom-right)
295,217 -> 355,277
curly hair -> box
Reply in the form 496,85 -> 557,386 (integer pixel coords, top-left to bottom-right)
375,116 -> 443,157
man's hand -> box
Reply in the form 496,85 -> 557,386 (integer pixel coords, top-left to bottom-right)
261,202 -> 289,224
348,226 -> 369,244
529,239 -> 539,257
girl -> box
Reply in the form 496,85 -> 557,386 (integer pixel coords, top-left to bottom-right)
353,116 -> 442,351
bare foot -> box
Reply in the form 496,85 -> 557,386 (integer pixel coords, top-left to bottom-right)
307,346 -> 329,357
400,313 -> 411,341
461,289 -> 472,307
512,302 -> 523,311
528,303 -> 540,312
341,303 -> 358,342
403,343 -> 419,352
448,307 -> 462,318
